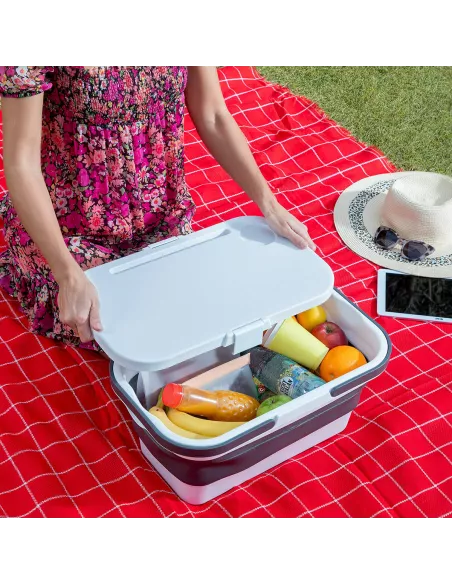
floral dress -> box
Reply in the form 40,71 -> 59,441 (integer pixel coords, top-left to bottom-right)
0,66 -> 195,348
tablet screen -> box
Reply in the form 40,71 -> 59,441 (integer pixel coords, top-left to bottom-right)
385,273 -> 452,318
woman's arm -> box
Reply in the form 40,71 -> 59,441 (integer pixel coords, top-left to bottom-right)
185,67 -> 315,251
2,96 -> 101,341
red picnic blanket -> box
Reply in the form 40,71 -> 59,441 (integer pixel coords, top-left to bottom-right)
1,67 -> 451,518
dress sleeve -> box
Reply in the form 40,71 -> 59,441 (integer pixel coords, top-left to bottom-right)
0,66 -> 54,98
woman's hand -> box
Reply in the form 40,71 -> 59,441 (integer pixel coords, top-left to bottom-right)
261,197 -> 316,251
2,94 -> 103,341
56,267 -> 102,343
185,69 -> 317,253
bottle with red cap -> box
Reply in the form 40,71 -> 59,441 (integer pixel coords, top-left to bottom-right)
162,383 -> 259,422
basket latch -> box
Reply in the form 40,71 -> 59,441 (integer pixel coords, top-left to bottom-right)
232,320 -> 266,354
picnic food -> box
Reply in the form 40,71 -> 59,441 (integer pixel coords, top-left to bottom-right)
167,409 -> 245,437
162,383 -> 259,422
257,394 -> 292,417
250,346 -> 325,399
156,389 -> 164,409
148,407 -> 204,439
311,322 -> 348,349
296,305 -> 327,331
319,346 -> 367,382
264,316 -> 329,370
253,376 -> 277,402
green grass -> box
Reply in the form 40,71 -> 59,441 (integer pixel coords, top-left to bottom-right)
257,67 -> 452,175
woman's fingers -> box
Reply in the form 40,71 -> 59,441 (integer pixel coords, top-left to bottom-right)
90,298 -> 102,332
289,221 -> 316,251
56,269 -> 102,344
285,224 -> 313,251
75,299 -> 101,343
263,200 -> 318,252
75,312 -> 93,343
286,225 -> 308,249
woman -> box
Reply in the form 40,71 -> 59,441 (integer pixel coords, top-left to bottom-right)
0,66 -> 315,348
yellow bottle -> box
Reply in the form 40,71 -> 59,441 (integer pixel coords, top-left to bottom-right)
162,383 -> 259,422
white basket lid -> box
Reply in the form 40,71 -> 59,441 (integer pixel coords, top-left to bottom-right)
86,217 -> 334,371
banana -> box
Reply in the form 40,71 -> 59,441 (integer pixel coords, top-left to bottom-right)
155,389 -> 164,409
148,407 -> 205,440
167,408 -> 245,438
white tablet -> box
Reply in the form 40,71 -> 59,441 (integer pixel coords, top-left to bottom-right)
377,269 -> 452,324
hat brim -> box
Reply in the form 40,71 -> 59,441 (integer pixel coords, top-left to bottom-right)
334,172 -> 452,278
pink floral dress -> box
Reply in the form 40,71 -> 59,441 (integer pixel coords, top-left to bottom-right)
0,66 -> 195,348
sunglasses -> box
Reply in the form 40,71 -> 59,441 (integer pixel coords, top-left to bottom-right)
374,226 -> 435,262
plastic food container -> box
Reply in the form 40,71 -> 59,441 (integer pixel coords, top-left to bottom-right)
86,217 -> 391,505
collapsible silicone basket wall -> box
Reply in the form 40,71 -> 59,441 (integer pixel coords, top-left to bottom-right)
87,217 -> 391,505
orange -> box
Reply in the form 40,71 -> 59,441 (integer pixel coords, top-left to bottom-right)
296,305 -> 327,332
319,346 -> 367,382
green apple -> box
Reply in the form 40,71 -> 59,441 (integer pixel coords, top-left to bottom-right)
257,394 -> 292,416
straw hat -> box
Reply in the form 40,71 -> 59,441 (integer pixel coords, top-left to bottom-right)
334,171 -> 452,277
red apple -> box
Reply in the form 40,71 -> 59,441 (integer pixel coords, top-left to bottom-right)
311,321 -> 348,349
